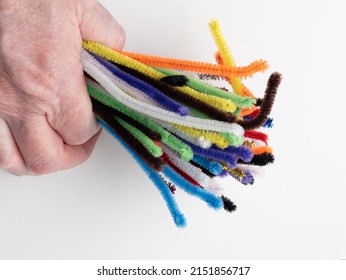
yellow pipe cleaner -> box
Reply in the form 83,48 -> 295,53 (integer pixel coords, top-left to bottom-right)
172,124 -> 230,149
83,41 -> 237,113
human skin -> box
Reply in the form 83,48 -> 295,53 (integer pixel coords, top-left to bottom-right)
0,0 -> 125,175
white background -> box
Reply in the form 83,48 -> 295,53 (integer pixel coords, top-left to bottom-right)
1,0 -> 345,259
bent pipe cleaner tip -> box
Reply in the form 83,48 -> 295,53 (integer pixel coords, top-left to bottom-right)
82,19 -> 282,227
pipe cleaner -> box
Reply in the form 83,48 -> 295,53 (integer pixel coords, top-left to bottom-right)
82,20 -> 282,227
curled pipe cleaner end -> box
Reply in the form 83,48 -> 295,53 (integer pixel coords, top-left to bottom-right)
237,72 -> 282,130
82,19 -> 282,227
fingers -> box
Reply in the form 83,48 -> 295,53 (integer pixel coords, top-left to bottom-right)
7,117 -> 101,175
48,0 -> 126,146
0,118 -> 33,175
46,58 -> 101,146
79,0 -> 126,50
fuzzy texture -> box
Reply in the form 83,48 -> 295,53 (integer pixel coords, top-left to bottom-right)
92,99 -> 164,171
80,18 -> 282,227
91,90 -> 162,141
87,82 -> 193,160
251,146 -> 273,155
161,75 -> 189,87
209,19 -> 243,95
120,50 -> 268,78
238,153 -> 275,166
237,72 -> 282,130
117,64 -> 238,122
221,196 -> 237,213
223,166 -> 255,185
84,41 -> 241,113
179,137 -> 238,169
221,145 -> 254,162
115,117 -> 163,158
81,50 -> 245,135
97,120 -> 186,227
92,53 -> 190,116
192,154 -> 223,176
157,65 -> 255,109
163,166 -> 223,210
162,153 -> 201,186
244,130 -> 268,144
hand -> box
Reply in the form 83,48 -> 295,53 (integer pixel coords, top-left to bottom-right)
0,0 -> 125,175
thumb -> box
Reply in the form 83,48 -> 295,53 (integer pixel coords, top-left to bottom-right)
79,0 -> 126,50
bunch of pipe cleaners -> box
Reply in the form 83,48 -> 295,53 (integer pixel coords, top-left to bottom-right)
82,19 -> 282,227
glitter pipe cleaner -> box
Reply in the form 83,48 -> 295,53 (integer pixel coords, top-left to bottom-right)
222,165 -> 255,185
159,173 -> 177,194
81,49 -> 245,135
82,18 -> 282,226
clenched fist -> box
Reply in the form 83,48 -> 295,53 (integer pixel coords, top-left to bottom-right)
0,0 -> 125,175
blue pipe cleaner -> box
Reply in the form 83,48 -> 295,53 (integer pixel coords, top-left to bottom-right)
212,144 -> 254,162
178,137 -> 238,169
192,154 -> 223,175
162,166 -> 223,210
97,119 -> 187,227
